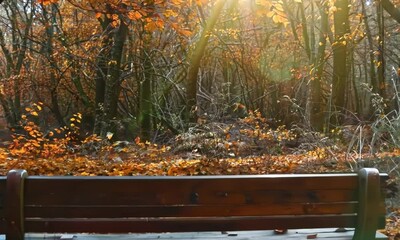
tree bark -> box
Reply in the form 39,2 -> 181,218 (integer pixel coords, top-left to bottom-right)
186,0 -> 227,123
93,18 -> 111,135
381,0 -> 400,24
93,14 -> 128,137
376,0 -> 386,99
331,0 -> 350,125
309,1 -> 328,131
139,44 -> 153,141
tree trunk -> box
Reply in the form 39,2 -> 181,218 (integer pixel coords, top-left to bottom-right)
186,0 -> 227,123
331,0 -> 350,125
309,1 -> 328,131
361,0 -> 378,94
43,4 -> 66,126
139,45 -> 153,141
376,0 -> 386,99
382,0 -> 400,24
93,15 -> 128,137
93,19 -> 111,135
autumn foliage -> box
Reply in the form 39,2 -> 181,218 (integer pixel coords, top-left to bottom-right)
1,0 -> 400,238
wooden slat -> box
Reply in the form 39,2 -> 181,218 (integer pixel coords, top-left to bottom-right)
24,189 -> 357,205
25,202 -> 359,218
24,176 -> 360,206
24,174 -> 360,191
24,215 -> 358,233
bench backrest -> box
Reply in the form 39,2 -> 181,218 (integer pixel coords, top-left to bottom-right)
0,168 -> 388,240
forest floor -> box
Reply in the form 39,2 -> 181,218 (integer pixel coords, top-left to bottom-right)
0,114 -> 400,238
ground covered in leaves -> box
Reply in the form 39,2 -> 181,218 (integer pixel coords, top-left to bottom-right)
1,110 -> 400,238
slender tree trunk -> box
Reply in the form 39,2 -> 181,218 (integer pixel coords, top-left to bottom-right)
299,1 -> 311,60
381,0 -> 400,24
186,0 -> 227,123
331,0 -> 350,125
139,44 -> 153,140
105,23 -> 128,120
361,0 -> 378,94
93,12 -> 128,137
93,19 -> 111,135
361,0 -> 378,117
43,5 -> 65,126
377,0 -> 386,99
101,20 -> 128,137
309,1 -> 328,131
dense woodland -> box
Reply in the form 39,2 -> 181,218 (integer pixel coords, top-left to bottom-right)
2,0 -> 400,237
0,0 -> 399,140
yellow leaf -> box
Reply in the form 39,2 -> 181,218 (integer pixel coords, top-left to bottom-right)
35,104 -> 42,111
171,0 -> 183,4
106,132 -> 114,140
127,11 -> 142,20
274,3 -> 284,12
178,29 -> 192,37
145,21 -> 158,32
164,9 -> 178,18
38,0 -> 58,5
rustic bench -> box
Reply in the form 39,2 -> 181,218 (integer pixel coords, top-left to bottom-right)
0,168 -> 388,240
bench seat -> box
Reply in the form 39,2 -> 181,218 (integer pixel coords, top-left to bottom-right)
0,168 -> 388,240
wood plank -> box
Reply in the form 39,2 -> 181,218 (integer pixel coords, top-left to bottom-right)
21,174 -> 388,194
24,202 -> 359,218
24,215 -> 358,233
24,189 -> 358,205
33,229 -> 384,240
22,174 -> 387,206
15,229 -> 390,240
24,175 -> 361,206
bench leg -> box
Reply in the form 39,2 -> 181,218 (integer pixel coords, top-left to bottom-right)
6,170 -> 27,240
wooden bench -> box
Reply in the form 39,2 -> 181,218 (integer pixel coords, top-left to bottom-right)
0,168 -> 388,240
